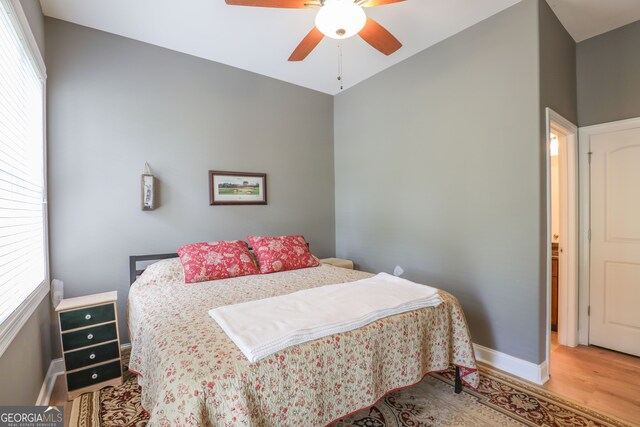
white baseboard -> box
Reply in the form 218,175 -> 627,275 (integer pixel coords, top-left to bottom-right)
36,343 -> 132,405
473,343 -> 549,385
36,358 -> 64,406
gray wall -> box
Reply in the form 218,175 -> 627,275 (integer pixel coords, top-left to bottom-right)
0,299 -> 52,404
577,20 -> 640,126
46,18 -> 335,356
0,0 -> 52,405
539,0 -> 577,125
538,0 -> 577,350
335,0 -> 547,364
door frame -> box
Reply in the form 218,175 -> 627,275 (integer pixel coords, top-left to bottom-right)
545,108 -> 579,370
577,116 -> 640,345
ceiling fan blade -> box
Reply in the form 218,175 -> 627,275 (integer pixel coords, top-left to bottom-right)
359,18 -> 402,56
360,0 -> 405,7
225,0 -> 313,8
289,27 -> 324,61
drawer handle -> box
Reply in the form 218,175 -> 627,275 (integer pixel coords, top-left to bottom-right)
85,314 -> 92,320
87,334 -> 94,340
91,373 -> 98,380
89,353 -> 96,360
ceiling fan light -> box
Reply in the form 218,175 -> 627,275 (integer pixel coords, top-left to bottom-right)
315,0 -> 367,39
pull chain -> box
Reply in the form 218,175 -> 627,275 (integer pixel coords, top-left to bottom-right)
337,41 -> 343,91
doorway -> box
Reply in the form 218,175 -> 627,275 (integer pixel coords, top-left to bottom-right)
549,130 -> 562,334
545,108 -> 578,380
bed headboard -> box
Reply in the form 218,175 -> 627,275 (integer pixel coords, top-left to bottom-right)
129,253 -> 178,285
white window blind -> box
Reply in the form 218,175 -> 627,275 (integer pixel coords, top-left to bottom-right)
0,0 -> 46,327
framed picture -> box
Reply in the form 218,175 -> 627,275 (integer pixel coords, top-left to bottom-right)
209,170 -> 267,205
141,174 -> 156,210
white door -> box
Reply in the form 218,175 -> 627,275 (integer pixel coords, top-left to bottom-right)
589,123 -> 640,357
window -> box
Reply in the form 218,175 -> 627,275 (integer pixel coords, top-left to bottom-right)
0,0 -> 47,354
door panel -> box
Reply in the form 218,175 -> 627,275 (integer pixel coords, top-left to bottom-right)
590,126 -> 640,357
605,262 -> 640,328
606,145 -> 640,241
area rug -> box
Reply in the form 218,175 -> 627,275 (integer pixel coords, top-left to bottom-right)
70,351 -> 634,427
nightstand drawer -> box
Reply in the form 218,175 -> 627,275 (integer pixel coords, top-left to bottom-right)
64,340 -> 120,371
59,303 -> 115,331
66,360 -> 122,391
62,322 -> 117,352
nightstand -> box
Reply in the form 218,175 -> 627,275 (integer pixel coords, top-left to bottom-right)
320,257 -> 355,269
56,291 -> 122,400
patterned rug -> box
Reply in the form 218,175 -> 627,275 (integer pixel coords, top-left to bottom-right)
70,351 -> 634,427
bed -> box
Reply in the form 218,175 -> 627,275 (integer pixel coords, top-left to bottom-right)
127,254 -> 479,426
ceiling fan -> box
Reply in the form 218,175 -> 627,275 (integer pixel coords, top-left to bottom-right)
225,0 -> 405,61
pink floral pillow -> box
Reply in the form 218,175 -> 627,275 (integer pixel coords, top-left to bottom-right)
247,235 -> 319,274
177,240 -> 259,283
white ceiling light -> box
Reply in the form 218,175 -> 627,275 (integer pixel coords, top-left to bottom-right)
315,0 -> 367,39
550,133 -> 559,157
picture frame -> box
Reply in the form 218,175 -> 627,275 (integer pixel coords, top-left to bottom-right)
141,174 -> 156,210
209,170 -> 267,205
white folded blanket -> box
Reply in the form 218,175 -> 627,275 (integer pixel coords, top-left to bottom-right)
209,272 -> 442,363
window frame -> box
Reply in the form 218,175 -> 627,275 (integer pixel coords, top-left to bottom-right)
0,0 -> 49,358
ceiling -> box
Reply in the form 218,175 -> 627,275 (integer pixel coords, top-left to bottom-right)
547,0 -> 640,42
39,0 -> 640,95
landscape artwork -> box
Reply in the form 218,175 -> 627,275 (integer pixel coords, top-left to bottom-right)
209,170 -> 267,205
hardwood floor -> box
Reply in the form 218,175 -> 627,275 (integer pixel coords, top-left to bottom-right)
545,332 -> 640,426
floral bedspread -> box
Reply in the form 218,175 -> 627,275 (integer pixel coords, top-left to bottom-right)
128,259 -> 479,426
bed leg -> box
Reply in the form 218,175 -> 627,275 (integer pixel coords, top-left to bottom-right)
454,366 -> 462,394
